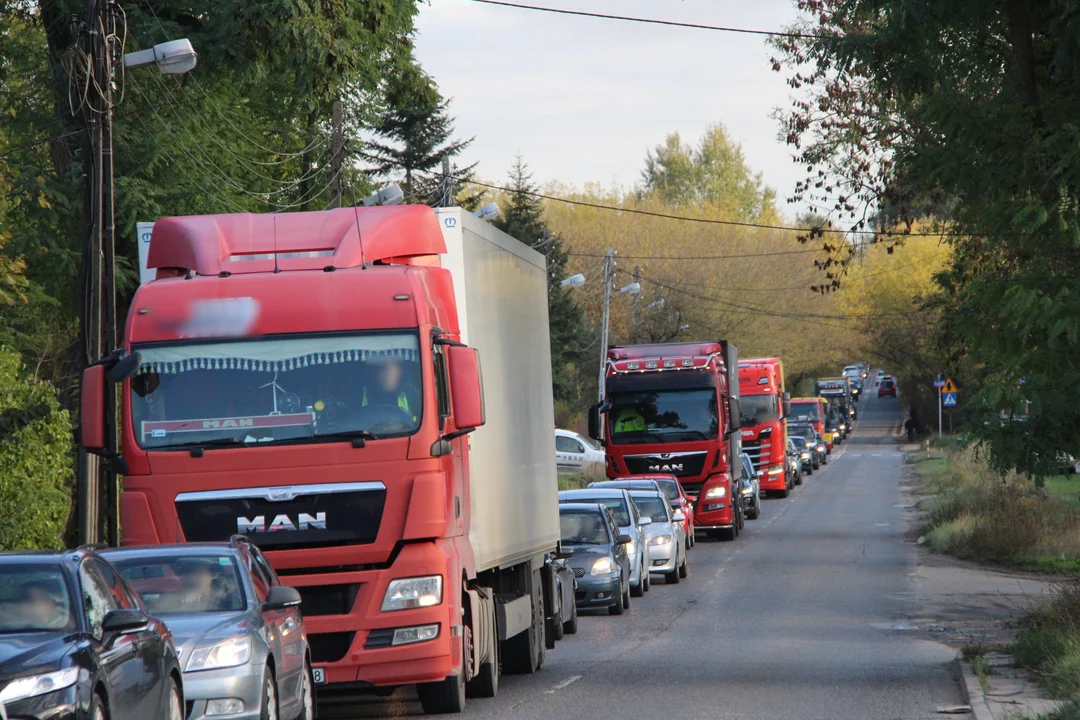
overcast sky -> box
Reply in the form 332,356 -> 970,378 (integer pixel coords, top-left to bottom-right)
413,0 -> 805,217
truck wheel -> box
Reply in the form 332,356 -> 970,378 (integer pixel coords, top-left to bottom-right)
417,637 -> 466,715
466,632 -> 499,699
562,595 -> 578,635
502,570 -> 545,675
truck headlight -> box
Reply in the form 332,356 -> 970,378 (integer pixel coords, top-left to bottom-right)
766,466 -> 784,476
648,534 -> 672,546
186,637 -> 251,672
591,557 -> 616,575
381,576 -> 443,612
704,486 -> 727,499
0,668 -> 79,703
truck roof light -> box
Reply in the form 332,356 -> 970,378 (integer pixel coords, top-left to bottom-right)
645,361 -> 658,369
664,360 -> 676,368
682,359 -> 694,367
758,377 -> 769,385
627,362 -> 640,370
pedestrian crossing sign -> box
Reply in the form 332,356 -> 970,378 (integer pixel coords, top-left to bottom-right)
942,378 -> 957,394
942,392 -> 957,407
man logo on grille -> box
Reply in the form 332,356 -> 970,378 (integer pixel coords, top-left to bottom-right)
237,512 -> 327,533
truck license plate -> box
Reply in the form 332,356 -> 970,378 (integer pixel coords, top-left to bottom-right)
313,668 -> 326,684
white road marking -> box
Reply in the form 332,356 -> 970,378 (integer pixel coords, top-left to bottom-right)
544,675 -> 583,694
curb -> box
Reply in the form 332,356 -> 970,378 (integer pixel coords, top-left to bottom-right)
956,651 -> 995,720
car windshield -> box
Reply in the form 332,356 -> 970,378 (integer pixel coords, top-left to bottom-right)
791,436 -> 808,449
789,425 -> 815,441
568,496 -> 631,526
608,389 -> 718,445
0,565 -> 74,633
631,496 -> 669,522
130,332 -> 422,450
739,394 -> 780,426
111,555 -> 246,614
560,511 -> 609,545
789,402 -> 821,423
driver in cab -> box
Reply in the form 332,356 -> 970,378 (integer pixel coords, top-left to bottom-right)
361,355 -> 419,424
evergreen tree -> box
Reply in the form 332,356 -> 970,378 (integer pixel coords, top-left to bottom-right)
495,157 -> 591,408
368,57 -> 476,206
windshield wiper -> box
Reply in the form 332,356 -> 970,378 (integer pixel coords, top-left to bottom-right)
262,430 -> 380,448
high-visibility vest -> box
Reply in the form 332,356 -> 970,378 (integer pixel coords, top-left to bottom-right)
362,388 -> 413,418
614,409 -> 646,433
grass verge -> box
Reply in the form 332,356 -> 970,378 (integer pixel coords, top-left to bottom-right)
1014,583 -> 1080,703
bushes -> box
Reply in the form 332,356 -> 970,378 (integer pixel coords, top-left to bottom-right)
0,348 -> 72,550
1015,583 -> 1080,701
918,447 -> 1080,570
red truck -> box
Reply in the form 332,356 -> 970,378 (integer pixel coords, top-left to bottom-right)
589,342 -> 744,540
79,206 -> 571,714
736,358 -> 791,496
790,397 -> 831,451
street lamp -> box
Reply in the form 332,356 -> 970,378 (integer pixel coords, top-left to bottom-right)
123,39 -> 198,75
618,282 -> 641,295
561,273 -> 586,288
362,183 -> 404,207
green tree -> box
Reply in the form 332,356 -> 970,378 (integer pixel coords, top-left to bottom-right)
640,124 -> 777,222
0,349 -> 72,550
495,157 -> 591,410
773,0 -> 1080,479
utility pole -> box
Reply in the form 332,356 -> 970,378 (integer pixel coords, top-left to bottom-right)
597,248 -> 615,402
441,156 -> 455,207
631,266 -> 641,342
329,100 -> 343,209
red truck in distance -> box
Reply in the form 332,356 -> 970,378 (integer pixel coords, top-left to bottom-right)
589,341 -> 744,540
79,206 -> 570,715
790,397 -> 830,451
736,358 -> 791,496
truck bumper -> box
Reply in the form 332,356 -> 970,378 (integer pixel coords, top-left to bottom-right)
758,474 -> 787,491
291,542 -> 462,690
693,502 -> 733,529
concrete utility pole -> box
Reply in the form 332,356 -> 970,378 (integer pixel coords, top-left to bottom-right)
631,266 -> 641,342
597,248 -> 615,402
330,100 -> 343,209
441,156 -> 455,207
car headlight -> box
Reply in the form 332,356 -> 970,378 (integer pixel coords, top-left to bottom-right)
816,444 -> 826,452
648,534 -> 673,546
186,637 -> 252,672
0,668 -> 79,703
800,451 -> 810,459
381,575 -> 443,612
704,486 -> 727,499
590,557 -> 616,575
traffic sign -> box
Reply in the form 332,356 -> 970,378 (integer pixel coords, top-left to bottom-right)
942,378 -> 957,393
942,392 -> 957,407
933,380 -> 945,388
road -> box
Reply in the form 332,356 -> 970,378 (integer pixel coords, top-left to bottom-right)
322,389 -> 967,719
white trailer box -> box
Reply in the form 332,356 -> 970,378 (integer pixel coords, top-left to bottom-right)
436,208 -> 560,572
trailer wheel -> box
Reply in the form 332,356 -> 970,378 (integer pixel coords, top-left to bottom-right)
416,637 -> 466,714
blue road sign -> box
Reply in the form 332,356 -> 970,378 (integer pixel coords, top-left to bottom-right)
942,392 -> 957,407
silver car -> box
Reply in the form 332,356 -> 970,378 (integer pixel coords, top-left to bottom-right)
558,488 -> 651,596
627,490 -> 688,583
103,539 -> 313,720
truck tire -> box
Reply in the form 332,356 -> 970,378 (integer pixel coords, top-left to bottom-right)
502,570 -> 545,675
466,633 -> 499,699
417,637 -> 466,714
562,596 -> 578,635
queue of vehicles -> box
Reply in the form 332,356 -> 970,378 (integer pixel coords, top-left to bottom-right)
0,196 -> 881,718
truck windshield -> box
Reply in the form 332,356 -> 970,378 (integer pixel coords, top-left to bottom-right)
789,402 -> 821,423
608,389 -> 718,445
739,394 -> 779,426
129,332 -> 422,449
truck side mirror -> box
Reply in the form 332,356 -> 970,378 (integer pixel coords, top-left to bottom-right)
727,396 -> 742,433
782,392 -> 791,419
80,365 -> 106,453
587,402 -> 604,442
447,345 -> 485,430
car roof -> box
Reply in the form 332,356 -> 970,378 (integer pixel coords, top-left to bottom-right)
591,479 -> 661,488
98,543 -> 240,559
627,489 -> 665,499
555,428 -> 583,437
559,502 -> 609,514
560,488 -> 628,499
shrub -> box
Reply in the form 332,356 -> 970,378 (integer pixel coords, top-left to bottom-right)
0,348 -> 72,550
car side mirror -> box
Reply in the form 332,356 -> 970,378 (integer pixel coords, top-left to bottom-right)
263,585 -> 302,611
672,510 -> 685,522
638,517 -> 652,527
101,608 -> 149,637
616,534 -> 633,544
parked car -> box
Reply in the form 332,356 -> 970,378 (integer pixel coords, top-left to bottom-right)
738,452 -> 764,515
626,491 -> 688,583
588,476 -> 695,549
785,438 -> 803,487
555,429 -> 605,474
879,377 -> 898,398
558,488 -> 650,596
790,435 -> 814,474
102,538 -> 313,720
0,548 -> 184,720
558,503 -> 633,615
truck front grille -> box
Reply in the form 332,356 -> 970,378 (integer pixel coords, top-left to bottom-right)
742,439 -> 772,473
297,583 -> 360,617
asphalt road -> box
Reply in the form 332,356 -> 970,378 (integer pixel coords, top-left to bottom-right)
323,388 -> 966,719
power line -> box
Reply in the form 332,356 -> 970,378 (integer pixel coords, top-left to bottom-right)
569,248 -> 825,261
465,0 -> 827,40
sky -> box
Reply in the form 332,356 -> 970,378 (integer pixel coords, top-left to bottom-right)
413,0 -> 806,216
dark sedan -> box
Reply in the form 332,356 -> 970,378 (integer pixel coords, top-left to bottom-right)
558,504 -> 633,616
0,549 -> 183,720
790,435 -> 815,474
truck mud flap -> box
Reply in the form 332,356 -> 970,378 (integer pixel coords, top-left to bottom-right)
497,594 -> 532,641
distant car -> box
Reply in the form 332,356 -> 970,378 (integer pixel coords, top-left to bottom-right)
555,429 -> 605,474
558,488 -> 650,596
588,476 -> 695,549
558,503 -> 633,615
789,423 -> 825,465
627,490 -> 688,583
0,548 -> 184,720
790,435 -> 814,474
856,362 -> 870,379
785,438 -> 803,487
874,370 -> 886,385
739,452 -> 764,512
850,377 -> 863,402
842,365 -> 861,382
879,378 -> 897,398
102,538 -> 313,720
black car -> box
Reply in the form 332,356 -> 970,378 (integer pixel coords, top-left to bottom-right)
0,549 -> 183,720
790,435 -> 815,474
785,438 -> 804,487
558,504 -> 633,616
788,423 -> 825,466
